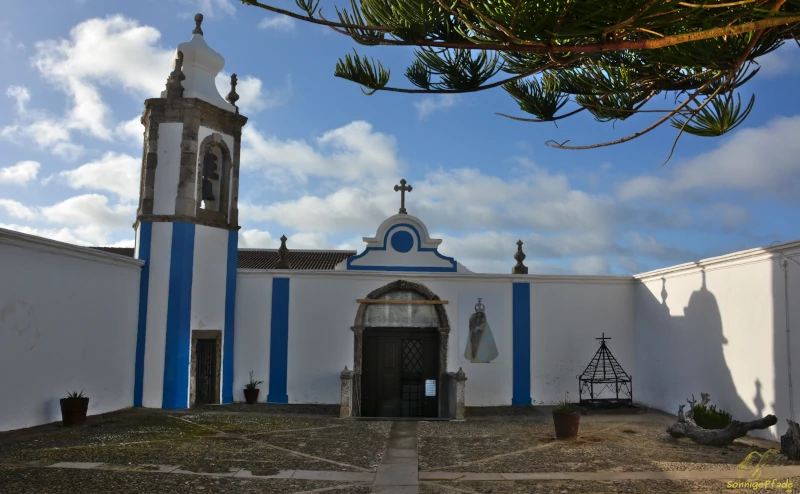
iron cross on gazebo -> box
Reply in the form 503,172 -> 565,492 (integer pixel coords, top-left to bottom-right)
394,179 -> 412,214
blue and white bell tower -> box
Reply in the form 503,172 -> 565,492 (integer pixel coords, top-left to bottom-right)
133,14 -> 247,409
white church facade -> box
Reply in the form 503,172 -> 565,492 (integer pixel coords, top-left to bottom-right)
1,16 -> 799,441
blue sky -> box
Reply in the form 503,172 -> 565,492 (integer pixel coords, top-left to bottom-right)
1,0 -> 799,275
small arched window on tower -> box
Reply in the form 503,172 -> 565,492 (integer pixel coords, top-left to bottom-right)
196,134 -> 232,220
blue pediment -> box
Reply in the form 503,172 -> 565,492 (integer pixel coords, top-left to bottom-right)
339,214 -> 465,272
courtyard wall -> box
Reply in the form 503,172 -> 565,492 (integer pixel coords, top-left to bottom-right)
0,228 -> 143,431
232,271 -> 635,409
634,241 -> 800,440
530,277 -> 636,405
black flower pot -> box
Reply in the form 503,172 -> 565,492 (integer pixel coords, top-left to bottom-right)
553,410 -> 580,439
243,388 -> 260,404
60,397 -> 89,427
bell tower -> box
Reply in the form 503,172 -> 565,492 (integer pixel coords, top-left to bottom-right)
133,14 -> 247,409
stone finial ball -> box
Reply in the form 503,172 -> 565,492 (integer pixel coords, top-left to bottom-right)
195,13 -> 204,24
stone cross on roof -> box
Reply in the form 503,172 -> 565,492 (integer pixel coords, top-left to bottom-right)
394,179 -> 412,214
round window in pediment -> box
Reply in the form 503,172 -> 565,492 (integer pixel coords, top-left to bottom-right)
390,230 -> 414,253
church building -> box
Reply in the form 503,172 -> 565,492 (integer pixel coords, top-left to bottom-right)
1,15 -> 798,439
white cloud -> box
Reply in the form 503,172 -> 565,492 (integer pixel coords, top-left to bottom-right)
239,229 -> 275,248
616,176 -> 665,202
2,16 -> 171,157
616,115 -> 800,202
107,238 -> 135,248
241,187 -> 389,232
238,229 -> 329,250
755,44 -> 800,78
0,192 -> 134,246
0,200 -> 37,220
414,94 -> 459,119
40,194 -> 133,231
0,224 -> 92,246
284,232 -> 329,250
671,115 -> 800,197
1,31 -> 25,51
702,203 -> 752,229
241,159 -> 620,239
0,104 -> 85,160
258,16 -> 295,31
59,152 -> 141,201
31,15 -> 173,140
241,121 -> 401,183
115,116 -> 144,146
570,255 -> 610,275
215,73 -> 291,114
0,161 -> 40,185
6,86 -> 30,113
187,0 -> 236,17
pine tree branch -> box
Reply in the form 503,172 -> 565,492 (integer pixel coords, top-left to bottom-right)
544,72 -> 724,150
677,0 -> 761,8
431,0 -> 512,43
509,0 -> 526,34
657,80 -> 729,166
242,0 -> 394,31
603,0 -> 663,35
454,0 -> 529,44
300,15 -> 800,53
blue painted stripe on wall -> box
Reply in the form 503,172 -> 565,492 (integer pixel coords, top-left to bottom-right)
133,222 -> 153,407
512,282 -> 532,406
222,229 -> 238,403
267,277 -> 290,404
162,222 -> 196,409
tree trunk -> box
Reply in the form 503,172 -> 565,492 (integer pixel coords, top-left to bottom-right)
666,393 -> 778,447
780,420 -> 800,460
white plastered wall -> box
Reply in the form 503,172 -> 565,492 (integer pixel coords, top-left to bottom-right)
190,225 -> 229,402
530,278 -> 636,405
0,229 -> 142,431
152,122 -> 183,215
141,222 -> 173,408
233,272 -> 273,402
635,244 -> 800,440
238,273 -> 516,406
191,226 -> 228,332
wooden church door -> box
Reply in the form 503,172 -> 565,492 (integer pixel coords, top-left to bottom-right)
194,339 -> 217,406
361,328 -> 439,418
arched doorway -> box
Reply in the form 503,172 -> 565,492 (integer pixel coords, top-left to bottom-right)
351,280 -> 450,418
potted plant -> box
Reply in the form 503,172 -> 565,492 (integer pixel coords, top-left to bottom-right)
244,371 -> 263,404
552,393 -> 580,440
60,390 -> 89,427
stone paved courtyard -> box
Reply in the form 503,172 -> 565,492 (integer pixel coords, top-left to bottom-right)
1,405 -> 799,493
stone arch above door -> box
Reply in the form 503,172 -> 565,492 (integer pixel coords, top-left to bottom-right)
348,279 -> 451,417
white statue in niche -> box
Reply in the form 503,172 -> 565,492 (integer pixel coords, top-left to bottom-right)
464,298 -> 499,363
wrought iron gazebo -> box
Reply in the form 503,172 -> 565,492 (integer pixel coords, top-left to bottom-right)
577,333 -> 633,406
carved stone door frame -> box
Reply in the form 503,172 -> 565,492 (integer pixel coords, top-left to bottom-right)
349,280 -> 450,418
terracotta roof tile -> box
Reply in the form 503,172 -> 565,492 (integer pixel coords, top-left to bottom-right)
237,249 -> 356,270
90,246 -> 356,270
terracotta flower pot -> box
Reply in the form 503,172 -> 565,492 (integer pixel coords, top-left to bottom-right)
60,397 -> 89,427
552,409 -> 580,439
243,388 -> 260,404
